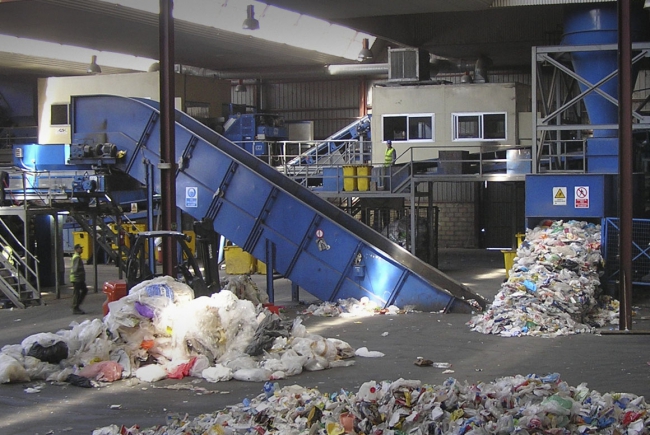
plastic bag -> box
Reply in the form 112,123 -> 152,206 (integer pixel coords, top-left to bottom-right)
23,356 -> 61,381
244,313 -> 291,356
21,332 -> 64,355
66,373 -> 93,388
189,355 -> 210,378
202,364 -> 233,383
354,347 -> 384,358
0,354 -> 30,383
26,341 -> 68,364
280,349 -> 306,376
167,357 -> 197,379
232,368 -> 271,382
78,361 -> 124,382
135,364 -> 167,382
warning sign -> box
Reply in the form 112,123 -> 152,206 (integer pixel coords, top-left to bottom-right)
575,186 -> 589,208
552,187 -> 567,206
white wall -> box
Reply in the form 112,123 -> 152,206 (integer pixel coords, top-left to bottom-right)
37,72 -> 230,144
38,72 -> 160,144
371,82 -> 530,164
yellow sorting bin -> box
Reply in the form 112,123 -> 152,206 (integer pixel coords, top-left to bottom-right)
515,232 -> 525,248
224,246 -> 256,274
357,165 -> 372,191
342,165 -> 357,192
501,250 -> 516,279
256,259 -> 267,275
73,232 -> 92,261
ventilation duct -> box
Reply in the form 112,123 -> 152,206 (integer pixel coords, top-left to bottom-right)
388,48 -> 430,82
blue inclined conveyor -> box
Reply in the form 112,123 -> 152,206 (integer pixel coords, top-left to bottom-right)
286,114 -> 371,166
70,95 -> 486,313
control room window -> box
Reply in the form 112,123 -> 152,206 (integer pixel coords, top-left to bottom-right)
383,114 -> 434,142
453,112 -> 506,141
51,104 -> 69,126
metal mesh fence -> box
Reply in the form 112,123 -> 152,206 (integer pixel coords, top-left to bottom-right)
602,218 -> 650,286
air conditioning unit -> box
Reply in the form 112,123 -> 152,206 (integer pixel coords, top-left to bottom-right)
388,48 -> 430,82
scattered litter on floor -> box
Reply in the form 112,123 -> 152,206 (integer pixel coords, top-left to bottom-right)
302,296 -> 404,317
92,372 -> 650,435
468,220 -> 619,337
354,347 -> 385,358
0,276 -> 355,387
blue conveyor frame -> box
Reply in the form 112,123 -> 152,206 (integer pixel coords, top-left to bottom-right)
70,95 -> 485,313
286,115 -> 371,166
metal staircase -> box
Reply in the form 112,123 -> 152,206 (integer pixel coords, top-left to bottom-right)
69,211 -> 134,275
0,218 -> 40,308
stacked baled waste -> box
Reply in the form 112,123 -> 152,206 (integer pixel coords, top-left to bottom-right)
93,373 -> 650,435
468,220 -> 618,337
0,276 -> 355,386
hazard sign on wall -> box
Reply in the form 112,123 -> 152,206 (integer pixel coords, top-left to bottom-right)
552,187 -> 567,206
575,186 -> 589,208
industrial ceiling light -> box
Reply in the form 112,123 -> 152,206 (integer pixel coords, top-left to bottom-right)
87,55 -> 102,74
235,79 -> 247,92
242,5 -> 259,30
357,38 -> 373,62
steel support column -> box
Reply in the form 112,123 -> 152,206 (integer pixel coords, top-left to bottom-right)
618,0 -> 633,330
159,0 -> 177,276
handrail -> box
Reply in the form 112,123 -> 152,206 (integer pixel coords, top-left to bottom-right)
0,216 -> 40,295
6,170 -> 63,206
537,138 -> 586,172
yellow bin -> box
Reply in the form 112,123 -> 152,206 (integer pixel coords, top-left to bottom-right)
224,246 -> 256,274
515,232 -> 525,248
342,165 -> 357,191
357,165 -> 372,191
256,259 -> 267,275
73,232 -> 92,261
501,250 -> 516,279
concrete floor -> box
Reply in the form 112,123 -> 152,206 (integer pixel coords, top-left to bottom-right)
1,249 -> 650,434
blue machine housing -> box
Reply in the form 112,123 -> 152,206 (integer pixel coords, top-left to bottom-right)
525,174 -> 645,228
223,104 -> 288,156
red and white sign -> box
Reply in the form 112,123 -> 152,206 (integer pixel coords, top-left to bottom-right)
574,186 -> 589,209
315,229 -> 324,238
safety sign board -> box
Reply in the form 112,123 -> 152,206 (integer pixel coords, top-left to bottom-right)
185,186 -> 198,208
575,186 -> 589,208
552,187 -> 567,206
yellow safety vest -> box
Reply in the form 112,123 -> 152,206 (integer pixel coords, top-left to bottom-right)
385,147 -> 396,167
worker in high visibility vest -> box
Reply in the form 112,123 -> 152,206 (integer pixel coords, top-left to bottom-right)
384,140 -> 396,167
382,140 -> 396,190
70,244 -> 88,314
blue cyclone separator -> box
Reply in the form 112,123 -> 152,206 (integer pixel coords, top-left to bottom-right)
562,3 -> 648,138
70,95 -> 485,313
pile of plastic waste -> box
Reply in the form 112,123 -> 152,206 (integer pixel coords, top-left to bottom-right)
0,276 -> 355,386
93,372 -> 650,435
468,220 -> 618,337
